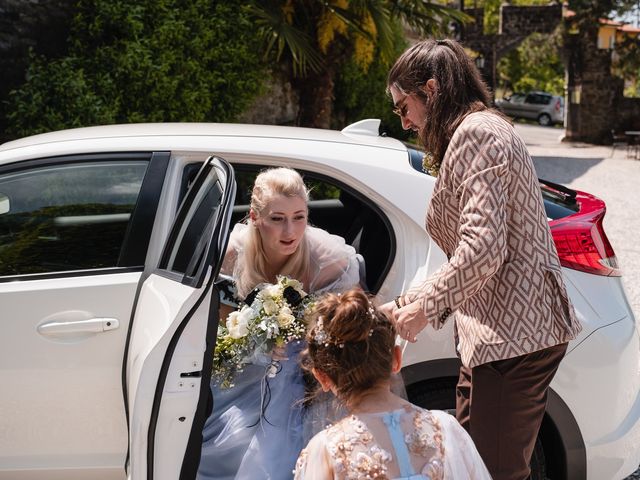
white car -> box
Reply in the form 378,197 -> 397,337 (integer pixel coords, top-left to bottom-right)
0,120 -> 638,480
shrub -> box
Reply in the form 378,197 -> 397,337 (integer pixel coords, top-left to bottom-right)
5,0 -> 266,139
332,22 -> 411,142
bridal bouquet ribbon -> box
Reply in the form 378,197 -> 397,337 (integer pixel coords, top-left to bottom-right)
213,275 -> 314,389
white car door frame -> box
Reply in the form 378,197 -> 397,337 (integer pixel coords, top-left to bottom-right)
123,156 -> 235,480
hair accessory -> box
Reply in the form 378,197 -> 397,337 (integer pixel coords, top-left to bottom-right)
311,300 -> 380,348
312,316 -> 345,348
313,316 -> 331,346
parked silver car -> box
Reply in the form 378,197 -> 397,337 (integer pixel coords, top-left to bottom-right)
496,91 -> 564,126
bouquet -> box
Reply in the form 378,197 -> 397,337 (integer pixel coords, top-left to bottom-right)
212,275 -> 315,389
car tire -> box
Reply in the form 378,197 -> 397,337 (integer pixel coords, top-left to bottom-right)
538,113 -> 552,126
407,379 -> 549,480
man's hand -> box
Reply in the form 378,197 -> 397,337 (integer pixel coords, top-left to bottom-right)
394,301 -> 429,343
379,300 -> 397,321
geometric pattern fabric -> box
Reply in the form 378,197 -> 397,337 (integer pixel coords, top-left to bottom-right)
404,111 -> 581,367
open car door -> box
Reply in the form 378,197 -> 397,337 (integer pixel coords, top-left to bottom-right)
123,156 -> 235,480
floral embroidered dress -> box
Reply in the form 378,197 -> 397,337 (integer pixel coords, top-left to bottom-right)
197,223 -> 362,480
294,405 -> 491,480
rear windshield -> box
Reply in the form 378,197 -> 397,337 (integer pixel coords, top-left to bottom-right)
541,188 -> 578,220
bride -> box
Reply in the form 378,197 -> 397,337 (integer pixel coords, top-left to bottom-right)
197,167 -> 362,480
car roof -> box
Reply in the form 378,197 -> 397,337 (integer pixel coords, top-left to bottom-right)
0,122 -> 406,156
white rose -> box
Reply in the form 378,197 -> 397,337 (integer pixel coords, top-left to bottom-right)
277,306 -> 295,328
263,298 -> 279,316
263,284 -> 281,298
238,305 -> 255,323
226,307 -> 252,339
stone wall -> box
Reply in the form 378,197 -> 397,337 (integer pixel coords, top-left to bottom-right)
564,23 -> 640,143
615,97 -> 640,132
237,73 -> 298,126
460,3 -> 562,96
458,3 -> 637,145
500,4 -> 563,38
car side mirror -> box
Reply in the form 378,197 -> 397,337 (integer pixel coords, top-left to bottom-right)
0,193 -> 10,215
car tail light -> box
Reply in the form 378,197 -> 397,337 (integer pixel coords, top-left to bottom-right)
554,99 -> 561,112
549,195 -> 621,276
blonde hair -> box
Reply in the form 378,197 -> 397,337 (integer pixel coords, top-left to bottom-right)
236,167 -> 310,298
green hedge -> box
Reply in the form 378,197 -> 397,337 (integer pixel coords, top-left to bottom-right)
5,0 -> 266,139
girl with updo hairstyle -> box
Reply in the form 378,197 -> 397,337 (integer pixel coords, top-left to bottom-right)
295,287 -> 491,480
198,167 -> 363,480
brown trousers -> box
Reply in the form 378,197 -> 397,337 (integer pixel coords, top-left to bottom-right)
456,342 -> 568,480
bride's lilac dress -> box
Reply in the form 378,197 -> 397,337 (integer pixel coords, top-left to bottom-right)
197,224 -> 361,480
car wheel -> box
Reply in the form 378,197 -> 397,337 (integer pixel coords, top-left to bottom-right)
538,113 -> 552,126
407,379 -> 549,480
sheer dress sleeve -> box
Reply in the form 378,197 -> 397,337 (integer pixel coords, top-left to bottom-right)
294,431 -> 334,480
306,226 -> 361,294
432,410 -> 492,480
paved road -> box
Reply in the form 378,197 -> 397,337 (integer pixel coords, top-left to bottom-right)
516,123 -> 640,480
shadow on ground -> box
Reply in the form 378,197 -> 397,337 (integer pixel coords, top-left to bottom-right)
531,156 -> 604,185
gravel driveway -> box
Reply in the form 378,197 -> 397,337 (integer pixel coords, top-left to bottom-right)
516,123 -> 640,480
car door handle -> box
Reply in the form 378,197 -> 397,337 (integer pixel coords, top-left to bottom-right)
37,317 -> 120,336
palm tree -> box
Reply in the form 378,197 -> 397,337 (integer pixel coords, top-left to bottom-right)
248,0 -> 470,128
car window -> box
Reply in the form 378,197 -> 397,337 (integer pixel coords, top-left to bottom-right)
228,166 -> 340,225
526,93 -> 552,105
160,159 -> 227,282
0,160 -> 148,277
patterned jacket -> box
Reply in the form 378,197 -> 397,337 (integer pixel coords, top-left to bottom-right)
404,111 -> 581,368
